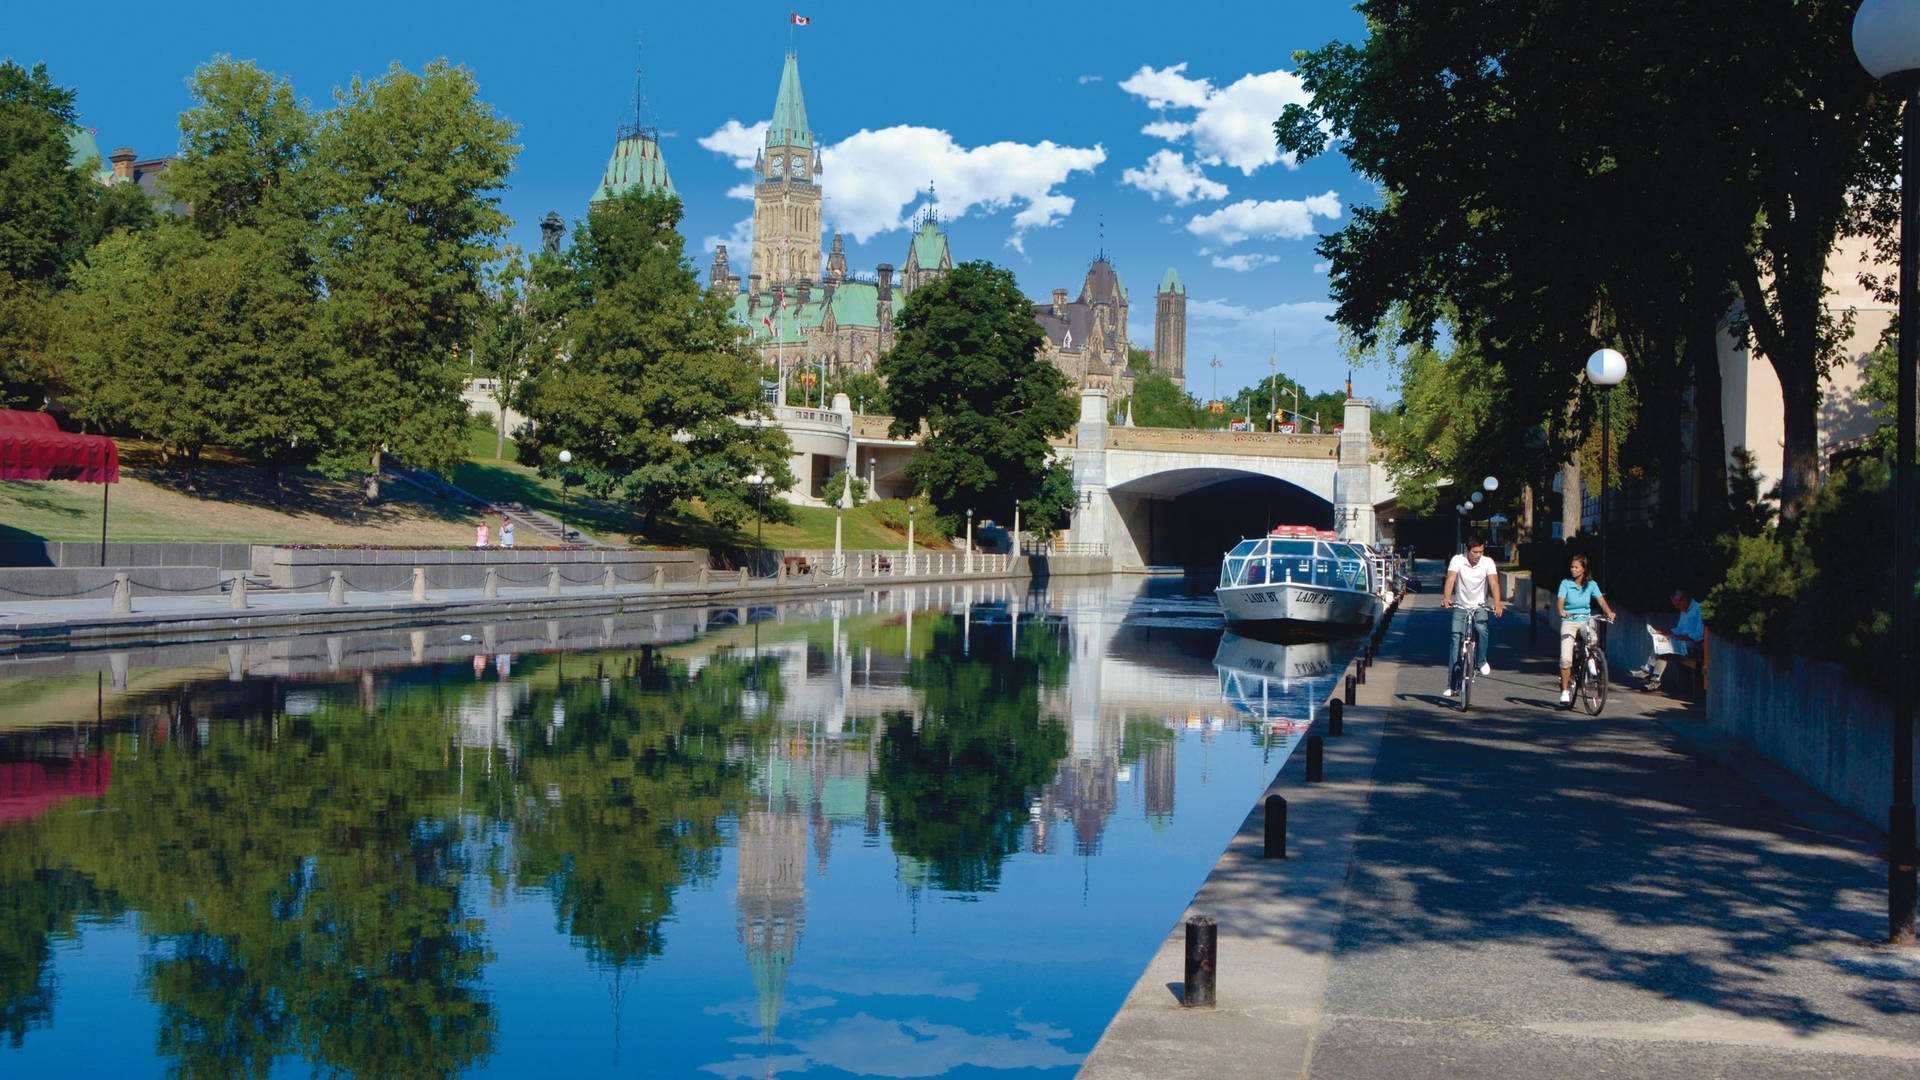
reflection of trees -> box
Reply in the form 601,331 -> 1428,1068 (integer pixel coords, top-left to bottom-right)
16,686 -> 495,1080
0,649 -> 779,1073
0,858 -> 118,1048
873,612 -> 1068,894
507,651 -> 775,968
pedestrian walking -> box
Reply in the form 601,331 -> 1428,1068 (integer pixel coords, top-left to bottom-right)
500,516 -> 515,548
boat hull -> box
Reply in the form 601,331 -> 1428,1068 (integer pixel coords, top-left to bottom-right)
1215,580 -> 1378,633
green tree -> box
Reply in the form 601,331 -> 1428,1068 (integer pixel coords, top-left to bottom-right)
1125,372 -> 1205,429
62,223 -> 328,482
161,57 -> 314,241
312,60 -> 518,501
879,260 -> 1076,532
1277,0 -> 1898,527
518,188 -> 791,533
474,250 -> 535,460
0,61 -> 92,288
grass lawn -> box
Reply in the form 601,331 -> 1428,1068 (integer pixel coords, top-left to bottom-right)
3,433 -> 954,552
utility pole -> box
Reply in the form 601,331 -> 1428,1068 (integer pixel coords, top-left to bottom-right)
1209,354 -> 1221,403
1268,354 -> 1277,433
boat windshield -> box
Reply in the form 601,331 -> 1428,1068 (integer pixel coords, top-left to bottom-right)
1221,536 -> 1370,591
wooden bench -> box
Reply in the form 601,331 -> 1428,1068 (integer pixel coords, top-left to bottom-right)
782,555 -> 812,578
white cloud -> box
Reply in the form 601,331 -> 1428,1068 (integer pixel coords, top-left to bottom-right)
1211,252 -> 1280,272
700,215 -> 754,265
724,182 -> 753,201
697,119 -> 769,168
698,118 -> 1106,251
1185,191 -> 1342,245
1077,74 -> 1103,84
1121,63 -> 1313,175
1117,62 -> 1211,110
1121,149 -> 1228,205
1312,261 -> 1331,275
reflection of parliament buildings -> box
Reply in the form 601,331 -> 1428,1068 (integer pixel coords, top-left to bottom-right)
718,588 -> 1186,1038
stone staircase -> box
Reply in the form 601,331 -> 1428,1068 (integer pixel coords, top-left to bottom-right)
381,464 -> 611,547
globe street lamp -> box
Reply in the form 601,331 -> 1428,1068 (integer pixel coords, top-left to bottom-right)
1586,348 -> 1627,580
746,469 -> 770,572
965,508 -> 975,574
557,449 -> 573,545
1854,0 -> 1920,945
906,502 -> 916,577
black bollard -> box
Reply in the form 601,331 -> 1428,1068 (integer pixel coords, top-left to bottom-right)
1183,916 -> 1217,1008
1356,659 -> 1367,685
1328,697 -> 1344,735
1264,794 -> 1287,859
1345,674 -> 1357,705
1305,735 -> 1324,782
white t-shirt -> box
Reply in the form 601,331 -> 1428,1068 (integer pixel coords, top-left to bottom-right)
1448,554 -> 1498,608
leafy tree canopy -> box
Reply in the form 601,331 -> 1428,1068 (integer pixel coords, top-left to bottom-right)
879,260 -> 1076,532
518,187 -> 791,533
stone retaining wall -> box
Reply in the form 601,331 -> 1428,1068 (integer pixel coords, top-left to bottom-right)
0,565 -> 222,601
256,545 -> 706,590
0,541 -> 255,570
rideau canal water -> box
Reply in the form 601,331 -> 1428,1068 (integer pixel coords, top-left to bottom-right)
0,575 -> 1361,1079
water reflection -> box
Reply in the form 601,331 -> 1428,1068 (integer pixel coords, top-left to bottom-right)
0,579 -> 1356,1078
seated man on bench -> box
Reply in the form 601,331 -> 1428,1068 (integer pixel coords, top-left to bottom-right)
1630,587 -> 1703,693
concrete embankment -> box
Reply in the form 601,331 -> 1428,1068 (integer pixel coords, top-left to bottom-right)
0,544 -> 1111,654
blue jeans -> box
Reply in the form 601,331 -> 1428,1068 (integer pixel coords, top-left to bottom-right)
1449,606 -> 1489,690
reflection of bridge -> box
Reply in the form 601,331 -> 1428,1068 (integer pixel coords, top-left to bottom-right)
767,390 -> 1398,573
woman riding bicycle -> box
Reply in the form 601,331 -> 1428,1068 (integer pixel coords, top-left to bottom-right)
1556,552 -> 1617,707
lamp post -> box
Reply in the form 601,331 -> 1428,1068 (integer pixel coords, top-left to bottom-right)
557,449 -> 572,545
1586,348 -> 1627,580
1854,0 -> 1920,945
965,508 -> 975,574
906,503 -> 916,577
869,456 -> 877,496
746,469 -> 770,572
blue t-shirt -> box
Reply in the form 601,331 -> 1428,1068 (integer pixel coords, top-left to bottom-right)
1558,579 -> 1603,622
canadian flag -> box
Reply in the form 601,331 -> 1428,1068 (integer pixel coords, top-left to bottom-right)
775,287 -> 787,310
791,13 -> 810,25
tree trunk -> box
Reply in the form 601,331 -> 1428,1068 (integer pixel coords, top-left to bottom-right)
1520,482 -> 1535,544
365,447 -> 382,504
495,406 -> 506,461
1688,314 -> 1728,528
1775,363 -> 1821,528
1561,459 -> 1582,538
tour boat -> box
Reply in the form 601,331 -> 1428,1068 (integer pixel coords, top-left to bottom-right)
1214,525 -> 1381,633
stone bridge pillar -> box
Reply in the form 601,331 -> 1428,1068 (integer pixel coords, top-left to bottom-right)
1335,397 -> 1377,544
1072,389 -> 1110,548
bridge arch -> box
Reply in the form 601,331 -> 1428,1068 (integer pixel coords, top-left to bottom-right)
1105,468 -> 1334,570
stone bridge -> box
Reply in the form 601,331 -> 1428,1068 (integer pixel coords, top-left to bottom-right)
767,389 -> 1395,573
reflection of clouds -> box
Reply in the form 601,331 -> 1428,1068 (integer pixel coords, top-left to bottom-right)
790,966 -> 979,1001
703,992 -> 839,1026
704,1012 -> 1082,1079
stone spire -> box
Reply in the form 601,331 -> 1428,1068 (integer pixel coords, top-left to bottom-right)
752,53 -> 823,289
1154,266 -> 1187,389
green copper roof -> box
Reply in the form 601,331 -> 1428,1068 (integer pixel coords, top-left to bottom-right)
767,53 -> 813,150
732,282 -> 884,344
1160,266 -> 1184,294
591,130 -> 674,204
65,125 -> 110,181
910,220 -> 949,271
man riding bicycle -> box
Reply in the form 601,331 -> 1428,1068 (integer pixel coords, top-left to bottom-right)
1441,535 -> 1504,698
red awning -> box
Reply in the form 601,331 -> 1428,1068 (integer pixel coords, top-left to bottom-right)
0,409 -> 119,483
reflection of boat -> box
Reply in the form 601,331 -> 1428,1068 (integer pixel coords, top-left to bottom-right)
1212,630 -> 1350,734
1214,526 -> 1380,633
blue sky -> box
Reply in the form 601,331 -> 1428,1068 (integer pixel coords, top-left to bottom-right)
10,0 -> 1387,404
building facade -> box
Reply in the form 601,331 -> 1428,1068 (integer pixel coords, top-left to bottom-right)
1153,266 -> 1187,389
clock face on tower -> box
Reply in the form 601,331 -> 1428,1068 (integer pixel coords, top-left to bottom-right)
768,155 -> 785,178
792,155 -> 809,178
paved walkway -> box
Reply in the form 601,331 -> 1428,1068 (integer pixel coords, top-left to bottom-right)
1083,567 -> 1920,1079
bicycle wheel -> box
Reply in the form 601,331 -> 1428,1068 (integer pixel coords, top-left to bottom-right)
1458,643 -> 1473,711
1582,650 -> 1607,715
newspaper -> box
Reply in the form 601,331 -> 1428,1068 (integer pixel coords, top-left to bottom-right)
1646,626 -> 1677,656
